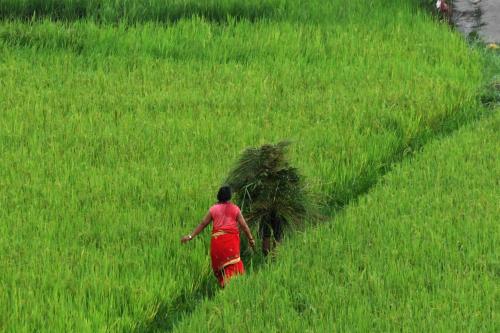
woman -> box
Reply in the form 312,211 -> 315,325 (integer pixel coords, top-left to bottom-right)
181,186 -> 255,287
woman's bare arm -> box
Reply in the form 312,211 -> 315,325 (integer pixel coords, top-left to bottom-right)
237,212 -> 255,249
181,211 -> 212,244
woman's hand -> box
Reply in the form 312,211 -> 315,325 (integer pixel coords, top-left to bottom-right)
181,235 -> 192,244
237,212 -> 255,250
181,212 -> 212,245
248,238 -> 256,249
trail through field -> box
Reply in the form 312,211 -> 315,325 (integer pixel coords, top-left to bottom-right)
452,0 -> 500,43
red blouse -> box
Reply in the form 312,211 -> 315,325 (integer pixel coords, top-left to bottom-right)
209,202 -> 240,234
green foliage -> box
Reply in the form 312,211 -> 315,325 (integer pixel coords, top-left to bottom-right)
173,111 -> 500,333
0,0 -> 283,23
479,48 -> 500,107
0,0 -> 487,331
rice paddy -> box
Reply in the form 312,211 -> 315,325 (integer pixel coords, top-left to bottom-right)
0,0 -> 494,332
173,108 -> 499,333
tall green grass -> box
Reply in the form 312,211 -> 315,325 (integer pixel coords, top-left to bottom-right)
0,1 -> 486,331
0,0 -> 443,24
173,110 -> 499,332
0,0 -> 282,23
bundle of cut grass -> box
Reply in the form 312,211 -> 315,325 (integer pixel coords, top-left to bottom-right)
225,141 -> 311,228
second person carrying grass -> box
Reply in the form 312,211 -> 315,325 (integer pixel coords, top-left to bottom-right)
226,141 -> 313,256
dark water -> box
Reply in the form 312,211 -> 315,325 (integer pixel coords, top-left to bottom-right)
452,0 -> 500,43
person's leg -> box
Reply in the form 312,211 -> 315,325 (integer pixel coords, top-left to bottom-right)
260,220 -> 272,256
271,215 -> 284,251
214,270 -> 225,288
262,237 -> 272,256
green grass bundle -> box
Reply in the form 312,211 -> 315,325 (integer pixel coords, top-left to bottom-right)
225,141 -> 311,228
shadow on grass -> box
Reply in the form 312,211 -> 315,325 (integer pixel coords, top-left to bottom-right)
0,1 -> 279,24
134,274 -> 217,333
325,102 -> 494,213
135,247 -> 266,332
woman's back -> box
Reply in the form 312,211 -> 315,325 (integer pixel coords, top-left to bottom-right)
210,202 -> 240,233
181,186 -> 254,287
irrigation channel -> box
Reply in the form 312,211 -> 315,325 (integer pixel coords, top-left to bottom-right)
451,0 -> 500,43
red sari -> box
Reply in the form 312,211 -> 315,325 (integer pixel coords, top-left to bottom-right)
209,202 -> 245,287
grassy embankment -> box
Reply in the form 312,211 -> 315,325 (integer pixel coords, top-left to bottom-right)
0,0 -> 487,331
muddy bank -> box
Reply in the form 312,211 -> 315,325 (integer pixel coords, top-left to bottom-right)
451,0 -> 500,43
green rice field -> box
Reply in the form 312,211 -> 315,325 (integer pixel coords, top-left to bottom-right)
0,0 -> 495,332
174,108 -> 499,333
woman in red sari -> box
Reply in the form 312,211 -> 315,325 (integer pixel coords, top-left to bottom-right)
181,186 -> 255,287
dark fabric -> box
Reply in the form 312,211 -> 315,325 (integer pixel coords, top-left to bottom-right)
259,213 -> 285,241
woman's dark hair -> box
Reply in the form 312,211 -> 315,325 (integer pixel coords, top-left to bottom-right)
217,186 -> 232,202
